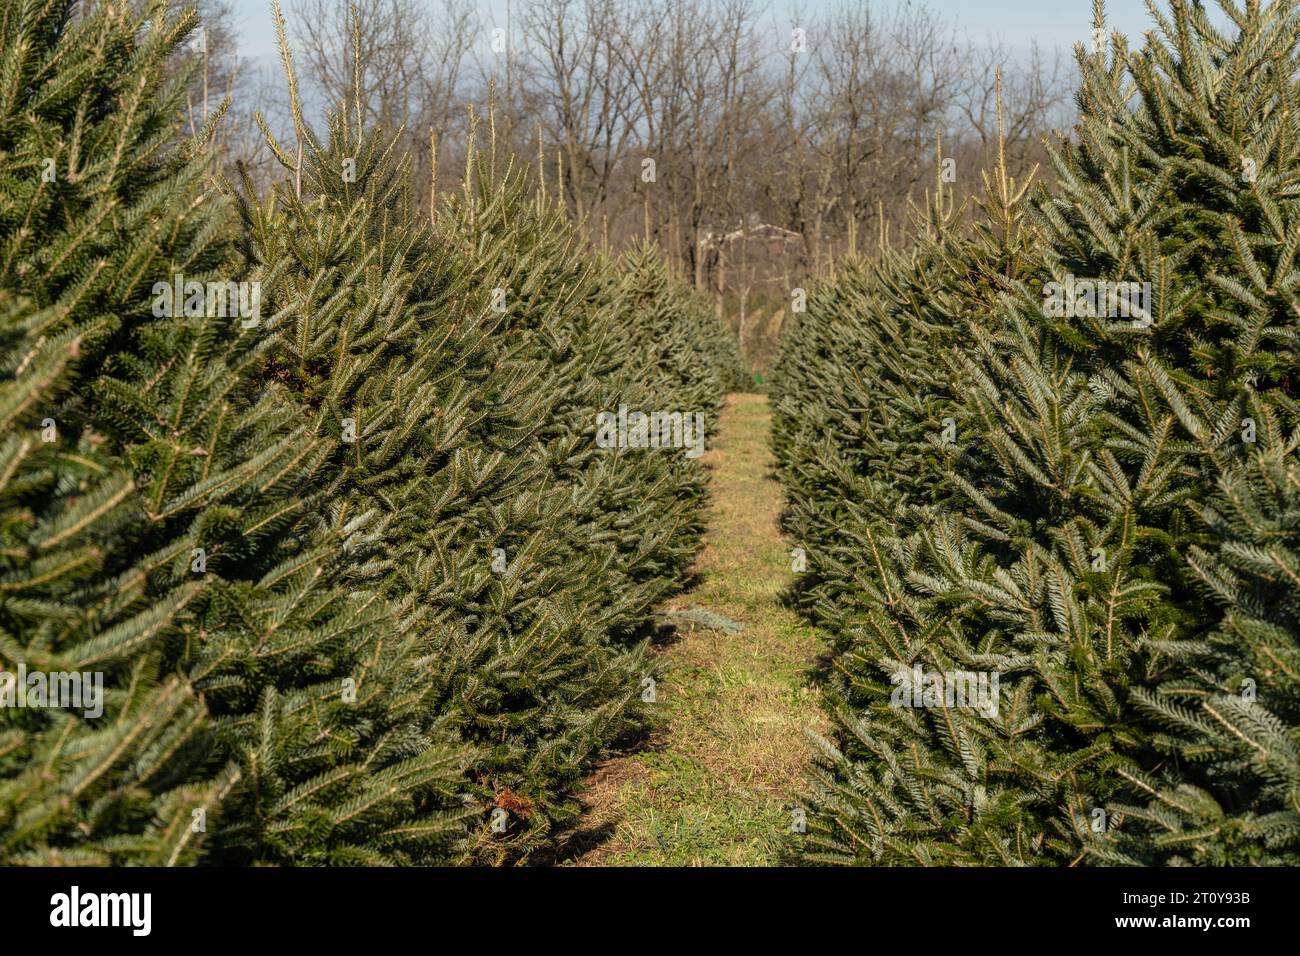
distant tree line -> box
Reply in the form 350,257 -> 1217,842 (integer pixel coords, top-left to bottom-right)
186,0 -> 1074,368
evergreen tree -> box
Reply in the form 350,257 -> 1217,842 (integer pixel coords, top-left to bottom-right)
0,0 -> 741,867
1105,432 -> 1300,863
775,151 -> 1054,864
777,0 -> 1300,866
0,0 -> 248,864
226,25 -> 738,861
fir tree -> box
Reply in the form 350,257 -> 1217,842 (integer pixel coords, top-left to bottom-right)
0,0 -> 742,867
778,0 -> 1300,866
1105,431 -> 1300,864
0,0 -> 249,865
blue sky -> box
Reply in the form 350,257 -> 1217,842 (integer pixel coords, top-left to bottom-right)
225,0 -> 1181,68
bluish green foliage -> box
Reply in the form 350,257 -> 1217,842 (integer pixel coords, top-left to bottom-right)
0,0 -> 741,865
775,0 -> 1300,866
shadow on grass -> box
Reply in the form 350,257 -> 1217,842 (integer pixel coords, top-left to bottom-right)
529,721 -> 663,866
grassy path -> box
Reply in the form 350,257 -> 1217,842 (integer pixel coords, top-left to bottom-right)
562,393 -> 824,866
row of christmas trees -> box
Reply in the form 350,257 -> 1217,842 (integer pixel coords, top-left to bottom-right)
0,0 -> 743,864
774,0 -> 1300,865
